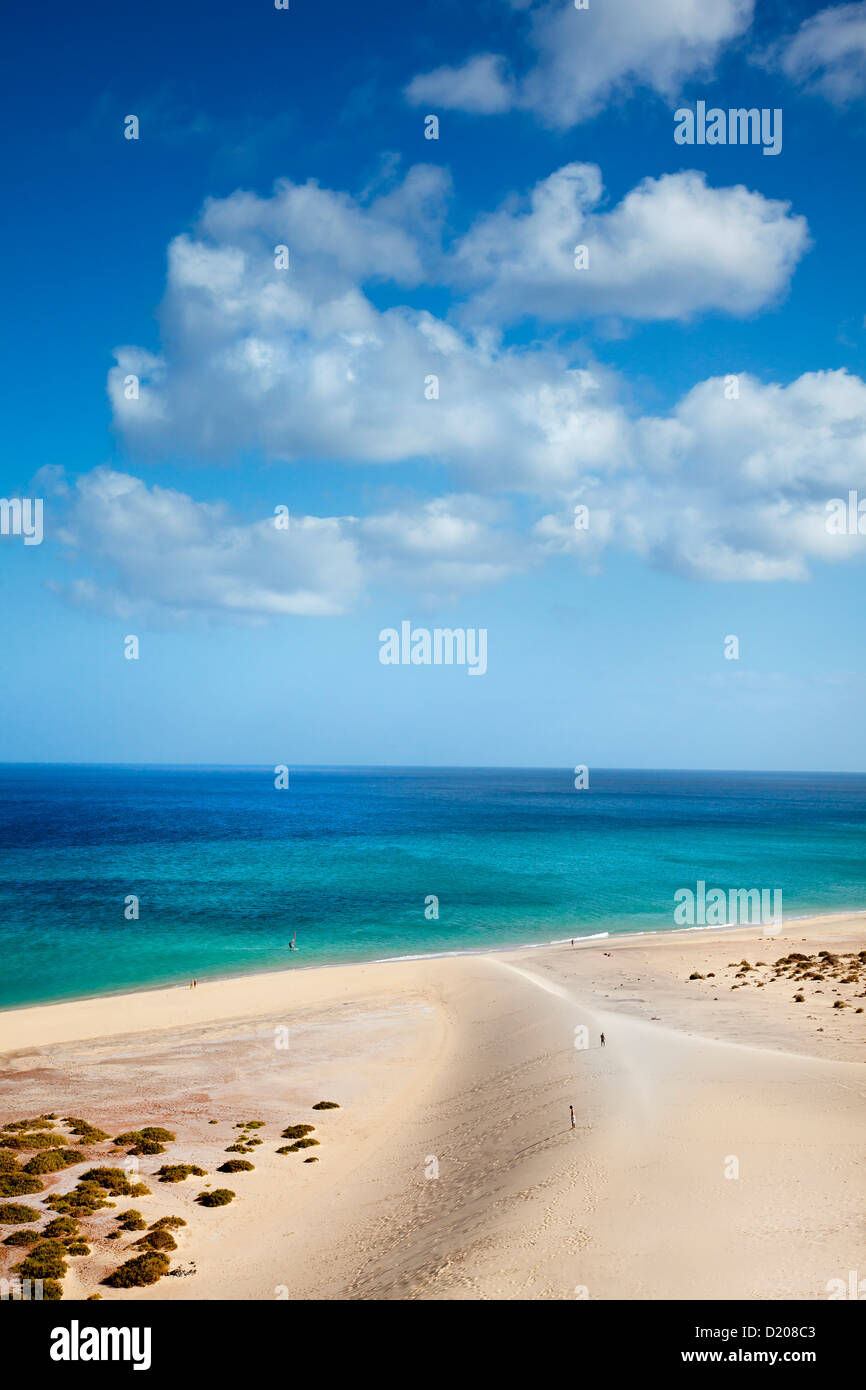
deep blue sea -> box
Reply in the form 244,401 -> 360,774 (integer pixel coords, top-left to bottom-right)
1,765 -> 865,1008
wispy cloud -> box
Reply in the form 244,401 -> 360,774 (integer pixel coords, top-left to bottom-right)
761,1 -> 866,105
405,0 -> 754,128
51,471 -> 526,622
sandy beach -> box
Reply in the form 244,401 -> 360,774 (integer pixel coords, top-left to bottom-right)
1,913 -> 864,1301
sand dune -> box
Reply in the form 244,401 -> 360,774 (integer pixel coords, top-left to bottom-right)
0,915 -> 863,1300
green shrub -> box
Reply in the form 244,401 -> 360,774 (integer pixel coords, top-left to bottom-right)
103,1252 -> 170,1288
793,993 -> 805,1002
42,1217 -> 79,1240
0,1202 -> 41,1224
128,1139 -> 167,1155
114,1127 -> 176,1145
224,1144 -> 248,1154
3,1229 -> 41,1246
114,1127 -> 175,1156
312,1101 -> 340,1110
303,1157 -> 319,1163
0,1153 -> 20,1173
156,1164 -> 206,1183
3,1117 -> 56,1132
65,1120 -> 110,1144
217,1160 -> 253,1173
106,1231 -> 120,1240
149,1215 -> 185,1230
42,1279 -> 63,1300
688,972 -> 704,980
281,1124 -> 315,1140
23,1148 -> 79,1175
196,1189 -> 234,1207
242,1121 -> 265,1128
135,1228 -> 177,1252
45,1199 -> 78,1217
0,1172 -> 42,1197
117,1210 -> 147,1231
80,1167 -> 151,1197
15,1240 -> 68,1280
0,1132 -> 65,1151
46,1183 -> 111,1217
278,1138 -> 320,1153
67,1242 -> 90,1256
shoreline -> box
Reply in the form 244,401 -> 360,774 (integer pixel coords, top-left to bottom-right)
1,911 -> 863,1300
2,906 -> 866,1026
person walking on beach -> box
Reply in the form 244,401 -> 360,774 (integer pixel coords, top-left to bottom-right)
569,1105 -> 575,1130
600,1032 -> 605,1047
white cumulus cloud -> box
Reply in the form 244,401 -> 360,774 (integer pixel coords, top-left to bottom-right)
538,369 -> 866,581
108,163 -> 809,486
451,164 -> 809,323
64,366 -> 866,624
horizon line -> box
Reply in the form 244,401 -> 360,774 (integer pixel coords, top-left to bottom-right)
2,762 -> 866,776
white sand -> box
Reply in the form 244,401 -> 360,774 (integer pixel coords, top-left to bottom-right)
0,914 -> 863,1300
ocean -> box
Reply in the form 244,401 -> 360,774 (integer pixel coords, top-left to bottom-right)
0,765 -> 864,1008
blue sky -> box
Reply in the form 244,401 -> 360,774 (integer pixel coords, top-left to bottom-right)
2,0 -> 865,768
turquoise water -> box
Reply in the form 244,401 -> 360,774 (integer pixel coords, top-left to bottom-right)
1,765 -> 864,1008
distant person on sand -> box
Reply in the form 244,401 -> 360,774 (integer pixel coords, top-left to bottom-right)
569,1105 -> 575,1130
600,1032 -> 605,1047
